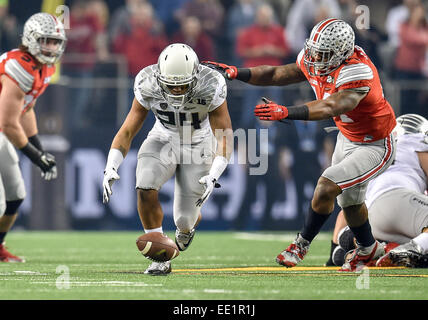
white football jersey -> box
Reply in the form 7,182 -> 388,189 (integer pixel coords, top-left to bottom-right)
134,64 -> 227,143
366,133 -> 428,208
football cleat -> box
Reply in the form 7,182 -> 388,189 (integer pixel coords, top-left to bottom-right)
331,246 -> 347,266
175,228 -> 195,251
376,240 -> 424,268
0,243 -> 25,263
276,233 -> 310,268
337,226 -> 356,252
144,260 -> 172,275
340,240 -> 385,272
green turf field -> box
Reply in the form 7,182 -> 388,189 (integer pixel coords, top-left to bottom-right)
0,231 -> 427,300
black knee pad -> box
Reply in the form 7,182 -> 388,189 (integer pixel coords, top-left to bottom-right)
5,199 -> 24,215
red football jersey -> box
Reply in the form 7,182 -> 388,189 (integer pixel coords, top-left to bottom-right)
0,49 -> 56,114
297,45 -> 396,142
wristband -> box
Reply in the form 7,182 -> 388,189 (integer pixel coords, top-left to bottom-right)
105,148 -> 124,171
236,68 -> 251,82
209,156 -> 229,181
20,142 -> 42,163
28,134 -> 43,151
287,104 -> 309,120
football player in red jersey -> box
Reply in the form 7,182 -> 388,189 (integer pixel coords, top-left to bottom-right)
203,18 -> 397,271
0,13 -> 67,262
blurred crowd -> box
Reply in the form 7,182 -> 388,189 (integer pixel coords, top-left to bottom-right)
1,0 -> 428,119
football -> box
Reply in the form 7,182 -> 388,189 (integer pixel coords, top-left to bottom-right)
136,232 -> 180,262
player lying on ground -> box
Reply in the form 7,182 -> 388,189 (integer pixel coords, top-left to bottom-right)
102,43 -> 233,275
203,18 -> 397,271
327,114 -> 428,268
0,13 -> 66,262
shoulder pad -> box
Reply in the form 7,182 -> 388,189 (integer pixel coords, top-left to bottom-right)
335,63 -> 373,89
3,51 -> 37,92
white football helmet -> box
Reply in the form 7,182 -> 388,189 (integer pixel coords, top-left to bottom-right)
304,19 -> 355,76
157,43 -> 199,108
22,13 -> 67,65
393,114 -> 428,142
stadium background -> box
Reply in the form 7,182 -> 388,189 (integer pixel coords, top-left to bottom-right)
2,0 -> 428,232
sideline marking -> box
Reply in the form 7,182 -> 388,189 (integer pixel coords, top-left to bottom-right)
173,266 -> 406,272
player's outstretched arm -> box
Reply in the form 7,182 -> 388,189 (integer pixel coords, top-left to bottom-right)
246,63 -> 307,86
305,90 -> 368,120
255,90 -> 367,122
202,61 -> 306,86
196,101 -> 233,207
103,98 -> 148,203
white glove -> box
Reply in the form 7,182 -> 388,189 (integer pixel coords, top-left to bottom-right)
103,168 -> 120,204
196,175 -> 217,207
41,165 -> 57,181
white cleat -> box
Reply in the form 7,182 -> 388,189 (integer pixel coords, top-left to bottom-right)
175,228 -> 195,251
144,260 -> 172,275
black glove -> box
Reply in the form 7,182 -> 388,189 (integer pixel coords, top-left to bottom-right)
20,142 -> 57,179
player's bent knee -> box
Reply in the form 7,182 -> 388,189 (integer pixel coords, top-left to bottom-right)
4,199 -> 24,216
312,177 -> 341,212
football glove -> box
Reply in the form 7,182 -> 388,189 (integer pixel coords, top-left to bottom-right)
103,167 -> 120,204
41,163 -> 57,181
37,152 -> 57,180
196,175 -> 221,207
201,61 -> 238,80
254,97 -> 289,121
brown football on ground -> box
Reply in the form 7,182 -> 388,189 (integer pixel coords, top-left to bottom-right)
136,232 -> 179,262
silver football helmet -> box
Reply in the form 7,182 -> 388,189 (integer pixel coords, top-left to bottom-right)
304,18 -> 355,76
393,114 -> 428,142
157,43 -> 199,108
22,13 -> 67,65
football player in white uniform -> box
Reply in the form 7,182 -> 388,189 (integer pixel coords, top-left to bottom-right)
329,114 -> 428,268
102,44 -> 233,275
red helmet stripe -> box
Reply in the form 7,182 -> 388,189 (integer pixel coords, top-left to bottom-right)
48,14 -> 60,33
312,18 -> 338,42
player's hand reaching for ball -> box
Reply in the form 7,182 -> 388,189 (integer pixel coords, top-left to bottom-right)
103,168 -> 120,203
254,97 -> 289,121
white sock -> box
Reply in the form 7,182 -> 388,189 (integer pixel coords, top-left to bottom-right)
144,227 -> 163,234
413,233 -> 428,254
